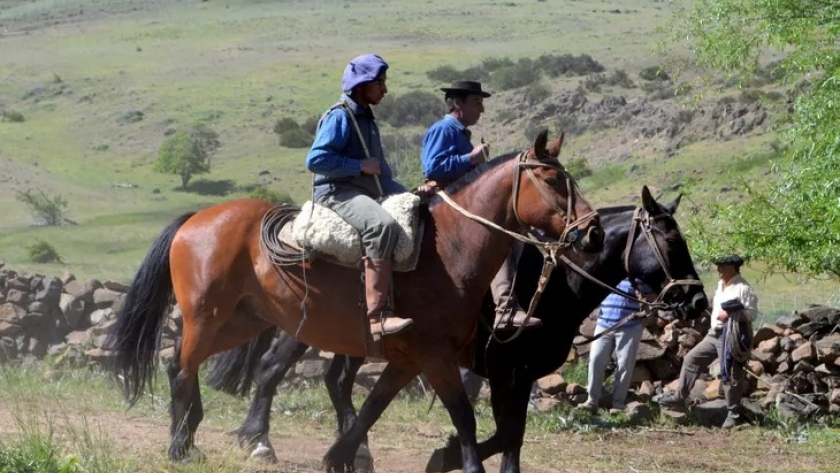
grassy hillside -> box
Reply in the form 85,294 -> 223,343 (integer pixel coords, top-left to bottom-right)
1,0 -> 835,315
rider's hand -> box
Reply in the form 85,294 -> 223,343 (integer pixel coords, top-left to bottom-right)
360,158 -> 381,176
716,309 -> 729,323
468,143 -> 489,164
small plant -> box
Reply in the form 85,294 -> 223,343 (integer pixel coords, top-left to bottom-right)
26,239 -> 62,263
248,187 -> 294,205
15,189 -> 68,225
280,127 -> 314,148
523,83 -> 551,106
1,110 -> 25,122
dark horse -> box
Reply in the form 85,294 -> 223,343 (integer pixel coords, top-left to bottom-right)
105,131 -> 603,473
206,186 -> 708,473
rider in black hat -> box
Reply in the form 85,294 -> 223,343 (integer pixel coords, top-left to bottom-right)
419,80 -> 541,331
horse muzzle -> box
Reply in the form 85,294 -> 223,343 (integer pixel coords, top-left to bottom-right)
578,224 -> 604,253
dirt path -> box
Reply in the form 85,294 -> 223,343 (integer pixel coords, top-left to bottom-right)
1,400 -> 837,473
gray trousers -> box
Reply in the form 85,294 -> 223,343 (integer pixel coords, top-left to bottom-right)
490,240 -> 524,315
677,332 -> 745,415
586,323 -> 644,408
318,187 -> 399,260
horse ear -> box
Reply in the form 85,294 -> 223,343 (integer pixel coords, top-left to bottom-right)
547,132 -> 565,158
641,185 -> 659,214
530,129 -> 549,160
665,193 -> 682,215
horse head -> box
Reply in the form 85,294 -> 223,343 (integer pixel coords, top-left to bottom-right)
513,130 -> 603,252
625,185 -> 708,318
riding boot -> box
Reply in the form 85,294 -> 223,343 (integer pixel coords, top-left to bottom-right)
365,258 -> 414,337
490,248 -> 542,329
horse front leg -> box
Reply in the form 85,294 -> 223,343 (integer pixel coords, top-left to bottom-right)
426,368 -> 508,473
496,373 -> 533,473
324,354 -> 370,470
323,362 -> 419,473
422,360 -> 486,473
237,331 -> 310,461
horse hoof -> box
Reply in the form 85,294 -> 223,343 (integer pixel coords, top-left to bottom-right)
354,443 -> 374,473
250,441 -> 277,463
425,449 -> 445,473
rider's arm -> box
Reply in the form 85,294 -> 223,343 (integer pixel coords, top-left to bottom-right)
737,283 -> 759,322
421,125 -> 472,182
306,110 -> 363,178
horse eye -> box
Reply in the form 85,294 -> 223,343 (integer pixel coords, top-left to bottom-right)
544,177 -> 559,187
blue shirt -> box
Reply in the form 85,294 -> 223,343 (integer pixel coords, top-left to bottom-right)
306,94 -> 404,199
597,278 -> 655,329
421,115 -> 476,182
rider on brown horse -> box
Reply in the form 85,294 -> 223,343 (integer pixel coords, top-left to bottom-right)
420,80 -> 541,330
305,53 -> 413,339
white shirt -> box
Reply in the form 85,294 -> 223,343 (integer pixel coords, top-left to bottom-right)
709,273 -> 759,332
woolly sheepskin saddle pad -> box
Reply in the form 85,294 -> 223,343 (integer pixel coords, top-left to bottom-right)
279,192 -> 423,272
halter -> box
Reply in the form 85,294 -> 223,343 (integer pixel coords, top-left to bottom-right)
568,206 -> 705,345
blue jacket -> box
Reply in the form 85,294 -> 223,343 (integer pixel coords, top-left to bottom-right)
421,115 -> 476,183
597,278 -> 655,329
306,94 -> 404,199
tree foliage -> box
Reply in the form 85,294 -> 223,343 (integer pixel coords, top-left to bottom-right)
155,125 -> 219,188
671,0 -> 840,277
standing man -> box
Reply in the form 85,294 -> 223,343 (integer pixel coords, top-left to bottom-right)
421,80 -> 541,329
579,278 -> 656,414
654,254 -> 758,428
305,53 -> 413,339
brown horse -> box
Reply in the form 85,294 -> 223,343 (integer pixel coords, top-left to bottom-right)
105,130 -> 603,473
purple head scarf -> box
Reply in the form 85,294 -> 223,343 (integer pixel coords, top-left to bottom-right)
341,54 -> 389,93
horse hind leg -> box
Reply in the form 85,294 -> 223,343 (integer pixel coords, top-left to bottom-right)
323,363 -> 419,473
237,330 -> 310,462
166,338 -> 205,462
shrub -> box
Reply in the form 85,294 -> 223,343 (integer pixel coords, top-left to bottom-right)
426,65 -> 462,83
302,115 -> 321,134
539,53 -> 605,77
15,189 -> 68,225
249,187 -> 294,205
273,117 -> 300,135
1,110 -> 25,122
26,239 -> 62,263
381,132 -> 424,188
377,91 -> 443,128
639,65 -> 670,81
606,69 -> 635,88
582,74 -> 606,92
523,82 -> 551,106
493,63 -> 540,91
280,127 -> 314,148
566,157 -> 592,179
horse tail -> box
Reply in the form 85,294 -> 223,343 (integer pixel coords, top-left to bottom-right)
206,326 -> 279,397
105,212 -> 196,407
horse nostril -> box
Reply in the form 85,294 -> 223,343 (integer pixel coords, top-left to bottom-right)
692,292 -> 708,311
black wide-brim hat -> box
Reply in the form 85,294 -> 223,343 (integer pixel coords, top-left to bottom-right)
440,80 -> 492,98
713,254 -> 744,268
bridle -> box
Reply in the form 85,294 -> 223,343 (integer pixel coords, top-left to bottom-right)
567,206 -> 705,345
511,152 -> 599,247
435,150 -> 599,344
435,151 -> 599,252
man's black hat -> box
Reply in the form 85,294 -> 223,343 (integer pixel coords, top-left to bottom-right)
440,80 -> 492,98
713,254 -> 744,268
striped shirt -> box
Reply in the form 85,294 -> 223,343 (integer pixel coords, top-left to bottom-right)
597,278 -> 655,329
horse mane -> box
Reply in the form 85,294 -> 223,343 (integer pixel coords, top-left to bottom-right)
428,151 -> 521,207
596,204 -> 636,216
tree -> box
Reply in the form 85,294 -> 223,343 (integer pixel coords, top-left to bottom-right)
15,189 -> 68,225
670,0 -> 840,277
155,125 -> 219,188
